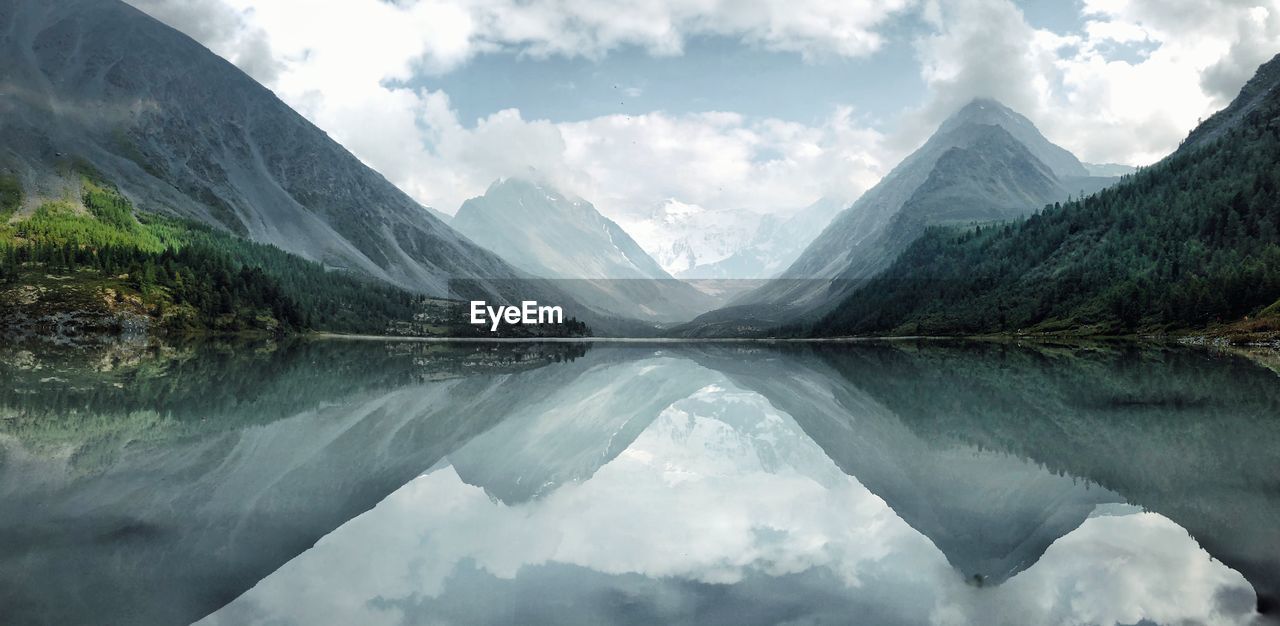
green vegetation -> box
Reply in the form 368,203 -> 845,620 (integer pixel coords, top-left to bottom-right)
0,175 -> 433,335
0,338 -> 590,473
810,80 -> 1280,337
1,174 -> 592,338
0,174 -> 20,221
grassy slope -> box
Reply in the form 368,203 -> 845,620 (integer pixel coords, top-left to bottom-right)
0,175 -> 434,336
0,175 -> 21,221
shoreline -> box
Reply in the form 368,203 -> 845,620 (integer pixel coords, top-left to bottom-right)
310,332 -> 1178,345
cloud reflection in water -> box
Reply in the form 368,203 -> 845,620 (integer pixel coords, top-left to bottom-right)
201,377 -> 1256,626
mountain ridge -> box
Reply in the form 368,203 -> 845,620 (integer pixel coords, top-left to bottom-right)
808,53 -> 1280,337
451,177 -> 718,323
752,99 -> 1098,291
675,100 -> 1115,336
453,177 -> 671,281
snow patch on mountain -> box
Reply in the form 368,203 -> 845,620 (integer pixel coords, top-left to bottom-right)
625,200 -> 765,276
626,197 -> 847,280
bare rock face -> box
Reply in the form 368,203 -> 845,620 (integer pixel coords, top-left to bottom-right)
0,0 -> 517,297
1179,53 -> 1280,155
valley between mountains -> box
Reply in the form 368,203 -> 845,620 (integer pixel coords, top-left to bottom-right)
2,0 -> 1279,343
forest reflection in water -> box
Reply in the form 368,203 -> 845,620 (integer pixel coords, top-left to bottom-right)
0,337 -> 1277,626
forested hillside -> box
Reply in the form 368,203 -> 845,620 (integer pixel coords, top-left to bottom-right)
809,57 -> 1280,337
0,172 -> 593,337
0,174 -> 436,334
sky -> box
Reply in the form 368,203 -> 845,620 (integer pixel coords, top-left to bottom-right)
124,0 -> 1280,230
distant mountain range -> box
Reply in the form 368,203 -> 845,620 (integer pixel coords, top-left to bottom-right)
1083,162 -> 1138,177
634,200 -> 761,277
632,196 -> 847,281
451,178 -> 718,322
673,196 -> 848,280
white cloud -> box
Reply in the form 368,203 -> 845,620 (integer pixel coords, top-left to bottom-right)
127,0 -> 1280,226
906,0 -> 1280,166
124,0 -> 281,83
126,0 -> 894,237
130,0 -> 912,76
558,107 -> 885,216
199,378 -> 1255,626
462,0 -> 914,61
288,81 -> 886,222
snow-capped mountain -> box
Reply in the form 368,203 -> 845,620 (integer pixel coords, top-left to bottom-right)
677,196 -> 849,280
627,200 -> 765,277
1083,162 -> 1138,177
628,197 -> 847,281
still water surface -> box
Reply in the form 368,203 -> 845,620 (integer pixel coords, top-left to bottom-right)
1,339 -> 1277,625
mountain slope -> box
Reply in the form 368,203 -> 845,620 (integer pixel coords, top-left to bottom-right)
453,178 -> 670,281
680,100 -> 1117,336
452,178 -> 717,322
677,101 -> 1110,336
783,99 -> 1090,284
834,124 -> 1070,283
0,0 -> 519,298
1180,53 -> 1280,154
810,54 -> 1280,337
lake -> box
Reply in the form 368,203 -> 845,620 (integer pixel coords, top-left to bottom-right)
1,338 -> 1277,625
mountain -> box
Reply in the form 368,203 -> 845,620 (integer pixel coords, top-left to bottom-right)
679,99 -> 1123,335
633,199 -> 765,276
859,124 -> 1072,274
451,178 -> 717,322
675,196 -> 847,280
1180,53 -> 1280,154
0,0 -> 524,298
453,178 -> 671,282
810,53 -> 1280,337
631,196 -> 848,282
1083,162 -> 1138,177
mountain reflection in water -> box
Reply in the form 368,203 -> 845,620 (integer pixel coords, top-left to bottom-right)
0,339 -> 1276,626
